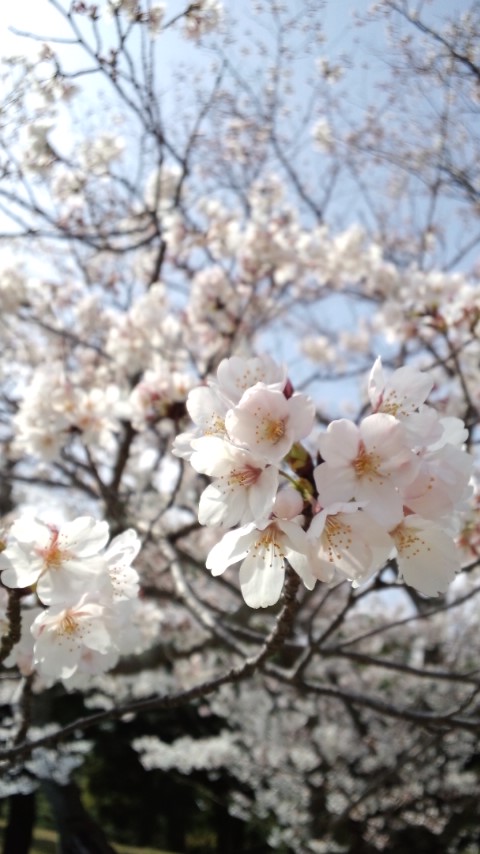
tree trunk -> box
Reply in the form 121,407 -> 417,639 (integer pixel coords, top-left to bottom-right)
2,792 -> 36,854
41,781 -> 118,854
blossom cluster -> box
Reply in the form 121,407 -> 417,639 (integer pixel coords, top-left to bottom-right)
174,355 -> 472,607
0,517 -> 141,684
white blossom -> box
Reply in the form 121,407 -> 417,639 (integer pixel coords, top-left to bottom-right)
0,516 -> 110,604
390,516 -> 461,595
206,500 -> 315,608
225,383 -> 315,464
190,436 -> 279,527
31,595 -> 119,680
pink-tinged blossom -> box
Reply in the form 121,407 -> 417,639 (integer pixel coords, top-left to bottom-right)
206,496 -> 315,608
179,354 -> 472,608
402,406 -> 446,448
225,383 -> 315,464
402,443 -> 473,520
31,596 -> 118,681
0,517 -> 110,605
216,355 -> 287,404
129,366 -> 192,430
390,517 -> 461,596
308,501 -> 393,586
399,408 -> 473,518
317,415 -> 419,526
368,357 -> 433,417
407,410 -> 469,453
272,486 -> 304,520
190,436 -> 279,528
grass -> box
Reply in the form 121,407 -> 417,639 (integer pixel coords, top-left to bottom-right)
0,822 -> 177,854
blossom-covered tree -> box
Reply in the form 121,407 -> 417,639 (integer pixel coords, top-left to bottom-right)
1,1 -> 480,852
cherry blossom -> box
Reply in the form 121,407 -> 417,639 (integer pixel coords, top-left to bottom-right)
402,443 -> 473,520
31,595 -> 119,681
206,498 -> 315,608
174,351 -> 473,606
0,517 -> 110,604
316,415 -> 419,526
129,364 -> 193,430
190,436 -> 279,527
172,384 -> 230,460
389,516 -> 461,596
308,500 -> 393,586
225,384 -> 315,464
368,357 -> 433,417
216,355 -> 287,404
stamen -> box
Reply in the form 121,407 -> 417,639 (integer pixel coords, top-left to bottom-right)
263,417 -> 286,444
229,464 -> 261,487
58,612 -> 78,636
390,523 -> 427,557
323,515 -> 353,562
353,441 -> 382,481
35,528 -> 66,570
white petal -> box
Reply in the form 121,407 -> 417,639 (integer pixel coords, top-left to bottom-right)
314,462 -> 356,505
198,482 -> 248,527
277,519 -> 309,554
216,355 -> 286,403
9,518 -> 51,546
104,529 -> 141,567
59,517 -> 110,556
287,393 -> 315,440
190,436 -> 236,476
81,618 -> 114,654
393,518 -> 460,596
171,430 -> 197,460
248,466 -> 279,524
0,558 -> 42,590
368,356 -> 385,411
239,551 -> 285,608
206,525 -> 257,576
284,549 -> 316,590
319,420 -> 359,466
186,386 -> 227,432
